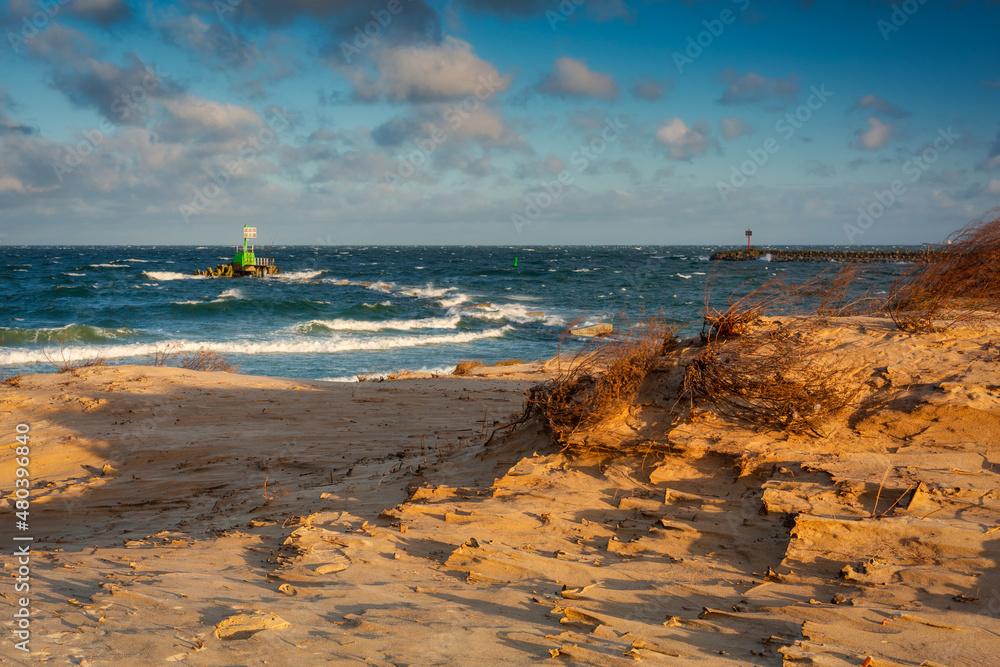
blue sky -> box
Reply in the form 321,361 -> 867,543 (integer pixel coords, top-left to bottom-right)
0,0 -> 998,245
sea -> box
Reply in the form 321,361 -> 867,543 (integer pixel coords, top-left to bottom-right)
0,245 -> 916,381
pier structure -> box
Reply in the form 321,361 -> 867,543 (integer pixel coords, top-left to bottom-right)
710,249 -> 931,262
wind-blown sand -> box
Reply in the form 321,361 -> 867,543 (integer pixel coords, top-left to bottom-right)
2,317 -> 1000,665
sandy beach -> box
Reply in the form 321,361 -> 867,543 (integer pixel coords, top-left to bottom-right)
2,316 -> 1000,665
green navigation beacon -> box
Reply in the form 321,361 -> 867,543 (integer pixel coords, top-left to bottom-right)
194,225 -> 280,278
234,225 -> 257,269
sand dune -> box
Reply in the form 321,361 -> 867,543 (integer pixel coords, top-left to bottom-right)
2,317 -> 1000,665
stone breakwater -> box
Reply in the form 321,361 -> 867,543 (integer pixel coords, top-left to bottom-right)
710,249 -> 930,262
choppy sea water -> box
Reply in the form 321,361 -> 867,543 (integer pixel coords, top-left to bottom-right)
0,245 -> 916,381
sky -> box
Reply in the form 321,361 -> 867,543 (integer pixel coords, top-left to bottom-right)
0,0 -> 998,246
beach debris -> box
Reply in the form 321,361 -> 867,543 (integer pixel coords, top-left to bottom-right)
570,323 -> 612,337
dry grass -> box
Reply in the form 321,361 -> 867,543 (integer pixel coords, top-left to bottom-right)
1,374 -> 24,388
814,264 -> 883,317
146,344 -> 180,367
523,317 -> 676,448
888,208 -> 1000,331
494,358 -> 526,367
686,269 -> 871,434
140,344 -> 239,373
681,325 -> 863,435
453,360 -> 484,376
43,341 -> 109,374
701,266 -> 878,342
176,348 -> 240,373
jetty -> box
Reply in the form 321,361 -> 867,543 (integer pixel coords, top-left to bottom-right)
195,225 -> 280,277
710,249 -> 930,263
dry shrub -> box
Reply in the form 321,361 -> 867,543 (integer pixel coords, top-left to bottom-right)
146,344 -> 179,367
702,265 -> 880,341
681,327 -> 862,435
495,358 -> 526,367
1,374 -> 24,387
453,360 -> 484,376
43,341 -> 109,373
525,318 -> 676,447
177,347 -> 240,373
888,209 -> 1000,331
701,276 -> 802,341
813,264 -> 883,317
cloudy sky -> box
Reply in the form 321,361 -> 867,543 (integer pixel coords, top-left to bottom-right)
0,0 -> 998,245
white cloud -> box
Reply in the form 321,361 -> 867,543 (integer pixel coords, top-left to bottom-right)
158,96 -> 263,144
537,57 -> 619,100
717,70 -> 799,105
856,118 -> 893,150
655,117 -> 710,160
720,116 -> 750,141
851,93 -> 908,118
347,37 -> 511,103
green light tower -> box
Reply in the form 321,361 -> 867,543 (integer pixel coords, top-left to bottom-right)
234,225 -> 257,267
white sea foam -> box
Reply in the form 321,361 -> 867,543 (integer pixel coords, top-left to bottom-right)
677,274 -> 692,279
0,328 -> 512,366
117,259 -> 151,263
319,365 -> 456,383
438,294 -> 470,308
399,284 -> 453,299
88,263 -> 126,268
296,315 -> 460,332
276,270 -> 324,281
174,288 -> 246,305
457,302 -> 564,326
144,271 -> 206,281
64,272 -> 86,276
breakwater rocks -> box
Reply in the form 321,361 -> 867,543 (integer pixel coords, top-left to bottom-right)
710,249 -> 930,263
